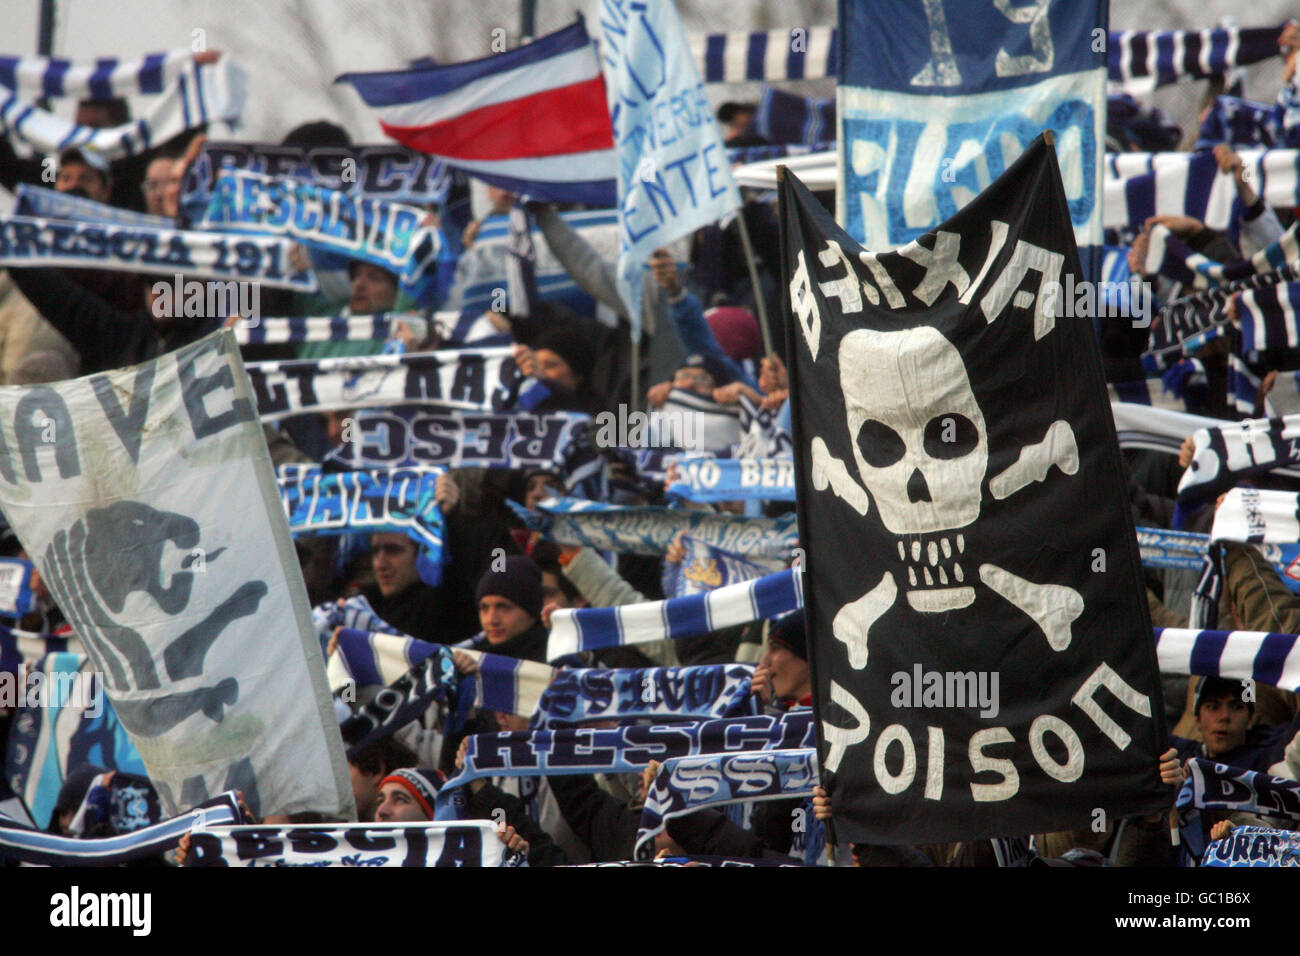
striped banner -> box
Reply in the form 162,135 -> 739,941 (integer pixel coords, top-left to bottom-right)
688,25 -> 1279,89
546,568 -> 803,661
1155,627 -> 1300,692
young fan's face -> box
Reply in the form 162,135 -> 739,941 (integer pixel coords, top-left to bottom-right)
479,595 -> 534,645
760,643 -> 809,701
374,782 -> 430,822
1196,695 -> 1251,757
371,533 -> 421,597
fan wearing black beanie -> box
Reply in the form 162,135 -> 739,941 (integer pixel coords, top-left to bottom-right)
464,554 -> 550,663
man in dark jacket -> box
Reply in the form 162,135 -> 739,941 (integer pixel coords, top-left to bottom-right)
6,267 -> 213,374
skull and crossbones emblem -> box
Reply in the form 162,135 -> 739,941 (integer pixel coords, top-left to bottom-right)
811,323 -> 1084,669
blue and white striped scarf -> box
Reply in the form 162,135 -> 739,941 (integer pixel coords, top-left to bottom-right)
0,215 -> 316,291
689,24 -> 1278,91
1196,95 -> 1292,150
662,535 -> 775,599
1106,148 -> 1300,234
1155,627 -> 1300,692
245,346 -> 523,419
327,626 -> 553,719
547,569 -> 803,660
14,183 -> 173,229
0,557 -> 36,619
530,664 -> 758,728
511,496 -> 798,560
1237,279 -> 1300,356
339,644 -> 457,755
234,312 -> 426,346
436,710 -> 816,818
1105,25 -> 1280,94
0,55 -> 246,161
1227,354 -> 1275,418
1142,222 -> 1300,292
1177,759 -> 1300,864
0,49 -> 195,99
754,86 -> 833,146
1201,825 -> 1300,866
277,465 -> 444,586
0,793 -> 240,866
504,203 -> 540,318
667,457 -> 795,503
635,748 -> 820,862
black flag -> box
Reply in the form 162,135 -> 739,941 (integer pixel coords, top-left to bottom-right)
781,135 -> 1169,845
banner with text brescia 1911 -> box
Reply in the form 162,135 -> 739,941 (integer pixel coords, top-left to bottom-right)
0,329 -> 354,821
782,135 -> 1167,844
837,0 -> 1106,277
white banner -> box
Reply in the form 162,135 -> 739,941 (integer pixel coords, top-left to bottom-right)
0,329 -> 354,820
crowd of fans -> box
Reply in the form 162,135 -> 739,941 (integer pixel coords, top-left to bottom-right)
2,22 -> 1300,868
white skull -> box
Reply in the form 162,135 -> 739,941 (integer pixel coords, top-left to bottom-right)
840,326 -> 987,535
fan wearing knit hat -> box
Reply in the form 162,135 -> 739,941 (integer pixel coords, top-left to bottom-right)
467,554 -> 550,663
375,767 -> 444,822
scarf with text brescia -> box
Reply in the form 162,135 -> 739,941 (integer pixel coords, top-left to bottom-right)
1143,222 -> 1300,292
667,456 -> 796,503
180,141 -> 450,220
245,347 -> 523,420
339,644 -> 457,755
0,55 -> 246,161
1155,627 -> 1300,692
435,710 -> 817,816
510,496 -> 799,560
1200,825 -> 1300,866
14,184 -> 173,229
1190,487 -> 1300,627
530,664 -> 758,728
635,748 -> 820,862
0,215 -> 317,291
277,465 -> 444,585
1176,759 -> 1300,863
662,535 -> 775,599
547,569 -> 803,660
1176,414 -> 1300,507
199,170 -> 448,290
1104,148 -> 1300,233
327,627 -> 553,719
184,820 -> 513,867
0,794 -> 240,867
325,408 -> 593,476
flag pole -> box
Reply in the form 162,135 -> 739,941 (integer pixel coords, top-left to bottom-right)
735,202 -> 776,358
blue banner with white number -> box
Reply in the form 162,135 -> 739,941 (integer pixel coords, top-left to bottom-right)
837,0 -> 1105,279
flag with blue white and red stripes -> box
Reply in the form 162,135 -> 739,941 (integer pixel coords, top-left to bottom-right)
336,18 -> 616,207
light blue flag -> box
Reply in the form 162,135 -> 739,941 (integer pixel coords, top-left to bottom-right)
601,0 -> 741,337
